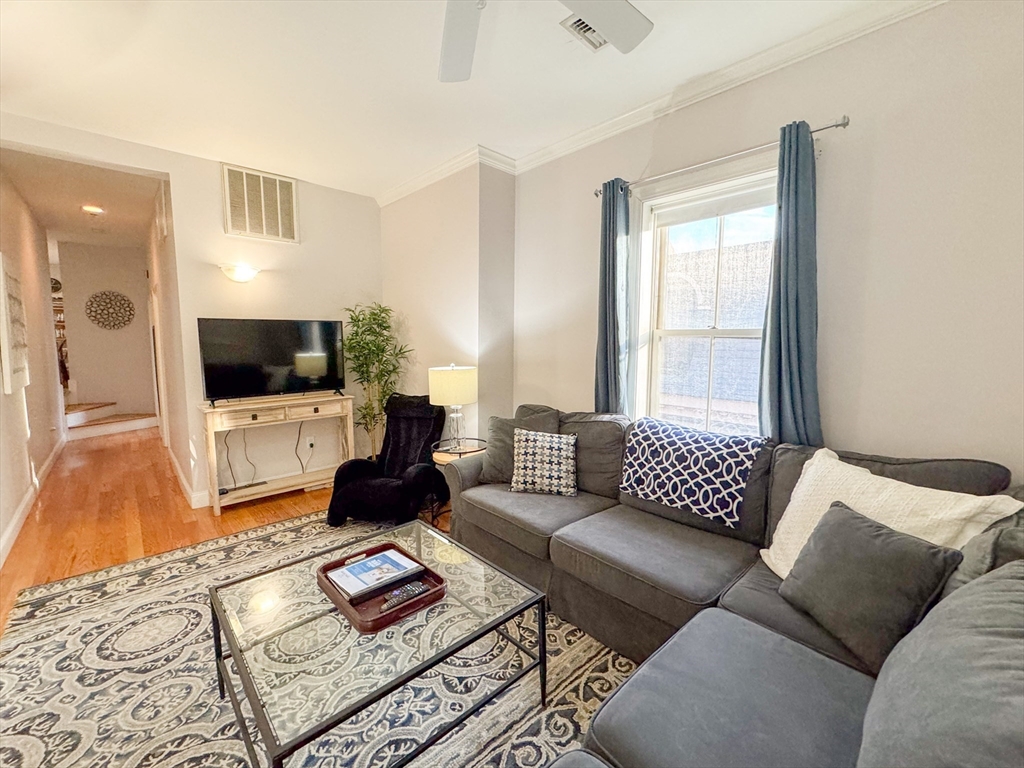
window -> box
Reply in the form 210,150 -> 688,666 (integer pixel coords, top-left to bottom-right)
637,169 -> 776,436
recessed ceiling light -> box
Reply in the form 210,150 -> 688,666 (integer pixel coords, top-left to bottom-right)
82,205 -> 105,215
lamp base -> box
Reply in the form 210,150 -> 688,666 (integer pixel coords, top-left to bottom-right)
448,405 -> 466,451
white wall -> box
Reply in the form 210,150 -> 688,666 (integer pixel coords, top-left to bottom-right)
58,241 -> 156,414
381,165 -> 481,435
0,172 -> 64,563
146,180 -> 190,469
478,164 -> 516,425
0,115 -> 383,505
514,1 -> 1024,480
381,162 -> 517,438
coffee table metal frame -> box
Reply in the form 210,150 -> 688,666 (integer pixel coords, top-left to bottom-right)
209,521 -> 547,768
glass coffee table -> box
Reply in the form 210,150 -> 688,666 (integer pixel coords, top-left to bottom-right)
209,521 -> 546,768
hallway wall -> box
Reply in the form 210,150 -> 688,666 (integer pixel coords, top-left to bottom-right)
59,241 -> 156,414
0,172 -> 65,565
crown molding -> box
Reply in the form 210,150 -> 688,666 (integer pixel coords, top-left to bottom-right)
377,145 -> 515,207
377,0 -> 944,204
512,0 -> 945,173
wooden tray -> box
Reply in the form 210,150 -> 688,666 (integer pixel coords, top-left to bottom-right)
316,543 -> 446,634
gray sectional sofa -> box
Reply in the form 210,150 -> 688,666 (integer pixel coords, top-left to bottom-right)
444,403 -> 1012,664
445,403 -> 1024,767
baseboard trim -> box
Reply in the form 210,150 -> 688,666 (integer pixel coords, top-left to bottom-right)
0,436 -> 66,569
168,447 -> 209,510
68,416 -> 159,441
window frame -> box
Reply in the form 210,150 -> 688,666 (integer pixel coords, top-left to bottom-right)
629,153 -> 778,431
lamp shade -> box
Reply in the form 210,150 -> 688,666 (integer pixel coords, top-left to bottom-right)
428,365 -> 478,406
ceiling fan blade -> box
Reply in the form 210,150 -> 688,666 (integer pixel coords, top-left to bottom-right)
438,0 -> 483,82
559,0 -> 653,54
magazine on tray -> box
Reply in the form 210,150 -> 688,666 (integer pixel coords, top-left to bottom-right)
326,548 -> 424,601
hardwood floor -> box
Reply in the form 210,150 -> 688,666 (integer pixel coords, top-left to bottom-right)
0,428 -> 333,633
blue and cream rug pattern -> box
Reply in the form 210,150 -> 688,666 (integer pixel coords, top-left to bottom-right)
0,513 -> 634,768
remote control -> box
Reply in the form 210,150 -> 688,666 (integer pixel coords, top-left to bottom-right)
380,581 -> 430,612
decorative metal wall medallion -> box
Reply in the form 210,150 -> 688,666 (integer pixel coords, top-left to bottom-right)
85,290 -> 135,330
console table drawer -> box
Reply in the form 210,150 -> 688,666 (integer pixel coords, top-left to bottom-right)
217,407 -> 287,429
287,401 -> 344,420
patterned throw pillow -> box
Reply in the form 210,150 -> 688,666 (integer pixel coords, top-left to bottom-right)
510,428 -> 578,496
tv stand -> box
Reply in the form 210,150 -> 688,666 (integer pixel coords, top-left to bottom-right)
199,392 -> 355,516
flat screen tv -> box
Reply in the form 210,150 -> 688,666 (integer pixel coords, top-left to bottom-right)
198,318 -> 344,401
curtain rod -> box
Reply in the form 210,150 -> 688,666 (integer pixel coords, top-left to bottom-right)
594,115 -> 850,197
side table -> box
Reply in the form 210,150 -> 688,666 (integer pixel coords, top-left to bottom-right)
428,439 -> 487,530
431,438 -> 487,465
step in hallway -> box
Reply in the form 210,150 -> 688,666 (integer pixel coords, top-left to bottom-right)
0,428 -> 331,633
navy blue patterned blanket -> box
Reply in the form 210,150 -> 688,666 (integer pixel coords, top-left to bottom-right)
620,417 -> 768,528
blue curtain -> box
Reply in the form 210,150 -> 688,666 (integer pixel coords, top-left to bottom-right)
595,178 -> 630,414
758,122 -> 824,446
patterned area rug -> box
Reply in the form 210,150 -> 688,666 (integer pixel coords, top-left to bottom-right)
0,513 -> 634,768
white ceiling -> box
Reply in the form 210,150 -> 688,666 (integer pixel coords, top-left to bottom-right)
0,0 -> 928,202
0,149 -> 161,248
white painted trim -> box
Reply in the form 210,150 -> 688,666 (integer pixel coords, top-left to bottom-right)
515,0 -> 943,173
374,0 -> 944,206
0,436 -> 65,568
168,444 -> 210,509
37,435 -> 65,485
0,485 -> 37,569
477,147 -> 517,175
68,416 -> 160,441
377,145 -> 515,207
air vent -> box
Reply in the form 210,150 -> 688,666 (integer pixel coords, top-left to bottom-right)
222,164 -> 297,242
560,15 -> 607,52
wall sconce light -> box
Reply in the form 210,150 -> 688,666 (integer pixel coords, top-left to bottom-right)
220,264 -> 260,283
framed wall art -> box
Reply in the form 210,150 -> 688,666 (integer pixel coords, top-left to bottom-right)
0,252 -> 31,394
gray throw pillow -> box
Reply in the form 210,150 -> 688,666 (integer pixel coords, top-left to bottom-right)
942,506 -> 1024,598
779,502 -> 963,674
479,410 -> 559,484
858,561 -> 1024,768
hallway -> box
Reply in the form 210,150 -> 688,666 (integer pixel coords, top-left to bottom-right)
0,428 -> 330,632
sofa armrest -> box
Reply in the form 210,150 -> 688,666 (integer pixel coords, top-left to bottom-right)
443,452 -> 485,499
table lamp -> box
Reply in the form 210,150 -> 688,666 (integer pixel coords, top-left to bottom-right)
428,364 -> 478,451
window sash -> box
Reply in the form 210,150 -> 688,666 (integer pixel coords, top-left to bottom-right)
649,329 -> 763,432
648,198 -> 772,432
631,154 -> 778,422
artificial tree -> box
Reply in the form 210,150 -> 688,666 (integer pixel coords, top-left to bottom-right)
343,303 -> 411,460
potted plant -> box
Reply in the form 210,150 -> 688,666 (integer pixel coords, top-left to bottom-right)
343,303 -> 411,460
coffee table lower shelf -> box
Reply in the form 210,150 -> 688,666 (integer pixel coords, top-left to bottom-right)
211,594 -> 547,768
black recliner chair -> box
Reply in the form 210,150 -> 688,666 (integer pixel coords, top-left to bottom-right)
327,394 -> 449,527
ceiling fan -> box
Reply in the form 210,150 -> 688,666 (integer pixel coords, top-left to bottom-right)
438,0 -> 654,82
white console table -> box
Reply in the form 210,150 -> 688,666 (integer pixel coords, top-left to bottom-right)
199,393 -> 355,516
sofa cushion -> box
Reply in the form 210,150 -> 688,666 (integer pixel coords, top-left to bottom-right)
480,408 -> 560,485
584,609 -> 875,768
460,484 -> 616,560
620,441 -> 774,546
766,444 -> 1013,544
546,750 -> 612,768
550,506 -> 757,627
779,502 -> 963,675
719,561 -> 871,674
858,561 -> 1024,768
558,411 -> 631,499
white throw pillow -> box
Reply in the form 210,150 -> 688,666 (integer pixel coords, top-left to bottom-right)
761,448 -> 1022,579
